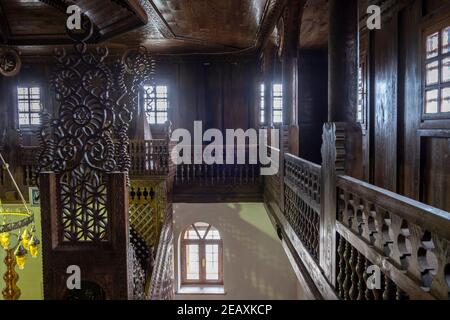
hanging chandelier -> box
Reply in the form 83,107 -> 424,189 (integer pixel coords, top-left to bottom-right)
0,152 -> 40,300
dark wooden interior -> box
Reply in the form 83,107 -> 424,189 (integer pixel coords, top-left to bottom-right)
0,0 -> 449,300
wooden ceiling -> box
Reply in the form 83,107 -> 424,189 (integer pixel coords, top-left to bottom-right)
0,0 -> 329,55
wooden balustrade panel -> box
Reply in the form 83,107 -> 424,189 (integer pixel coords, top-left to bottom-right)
336,234 -> 409,300
130,139 -> 172,176
283,154 -> 321,261
337,175 -> 450,300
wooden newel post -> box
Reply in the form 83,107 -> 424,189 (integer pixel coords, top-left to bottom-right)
320,122 -> 362,287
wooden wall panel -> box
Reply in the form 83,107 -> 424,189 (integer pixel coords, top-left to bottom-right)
158,59 -> 257,134
297,49 -> 328,164
373,15 -> 398,192
421,137 -> 450,212
398,1 -> 422,199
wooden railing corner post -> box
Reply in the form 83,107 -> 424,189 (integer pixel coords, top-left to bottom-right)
320,122 -> 339,286
320,121 -> 363,289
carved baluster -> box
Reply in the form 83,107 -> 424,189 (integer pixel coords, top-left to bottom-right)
356,252 -> 366,300
372,273 -> 383,300
362,259 -> 374,300
349,247 -> 358,300
343,241 -> 352,300
382,276 -> 396,300
337,235 -> 346,299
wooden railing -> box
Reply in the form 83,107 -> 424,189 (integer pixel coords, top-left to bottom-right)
284,154 -> 321,261
265,122 -> 450,300
129,139 -> 174,177
173,144 -> 263,202
174,145 -> 262,186
336,175 -> 450,300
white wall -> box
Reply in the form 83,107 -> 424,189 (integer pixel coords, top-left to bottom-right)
173,203 -> 303,300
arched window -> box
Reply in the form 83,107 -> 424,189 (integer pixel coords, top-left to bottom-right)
181,222 -> 223,285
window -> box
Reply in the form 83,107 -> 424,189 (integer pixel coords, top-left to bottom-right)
423,24 -> 450,116
357,61 -> 368,128
17,86 -> 42,127
181,222 -> 223,285
272,83 -> 283,124
143,85 -> 168,124
260,83 -> 265,124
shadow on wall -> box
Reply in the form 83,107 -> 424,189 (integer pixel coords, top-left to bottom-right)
173,203 -> 303,300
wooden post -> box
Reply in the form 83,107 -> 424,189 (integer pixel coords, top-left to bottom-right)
40,171 -> 131,300
320,122 -> 362,287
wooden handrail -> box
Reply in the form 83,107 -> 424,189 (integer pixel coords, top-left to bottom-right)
264,122 -> 450,300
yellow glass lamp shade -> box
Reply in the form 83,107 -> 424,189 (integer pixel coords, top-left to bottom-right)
0,232 -> 10,249
29,236 -> 40,258
21,229 -> 31,249
14,245 -> 27,270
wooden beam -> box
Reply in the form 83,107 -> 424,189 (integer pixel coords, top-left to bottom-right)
123,0 -> 148,24
137,0 -> 175,39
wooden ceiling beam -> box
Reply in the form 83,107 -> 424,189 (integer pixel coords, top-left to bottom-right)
123,0 -> 148,24
137,0 -> 175,39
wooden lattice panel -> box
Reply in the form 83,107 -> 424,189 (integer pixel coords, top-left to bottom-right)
129,180 -> 166,251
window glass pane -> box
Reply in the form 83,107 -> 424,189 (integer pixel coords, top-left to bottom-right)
442,57 -> 450,83
425,89 -> 439,114
148,113 -> 156,124
441,87 -> 450,112
30,101 -> 41,112
273,98 -> 282,110
184,229 -> 199,239
157,101 -> 167,111
273,84 -> 282,95
30,113 -> 41,125
273,111 -> 282,124
205,244 -> 219,280
30,87 -> 40,99
442,26 -> 450,54
18,102 -> 29,112
186,245 -> 199,280
426,32 -> 439,59
156,85 -> 167,97
426,61 -> 439,85
17,87 -> 27,95
260,83 -> 265,124
205,229 -> 220,240
156,114 -> 167,124
19,113 -> 29,126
